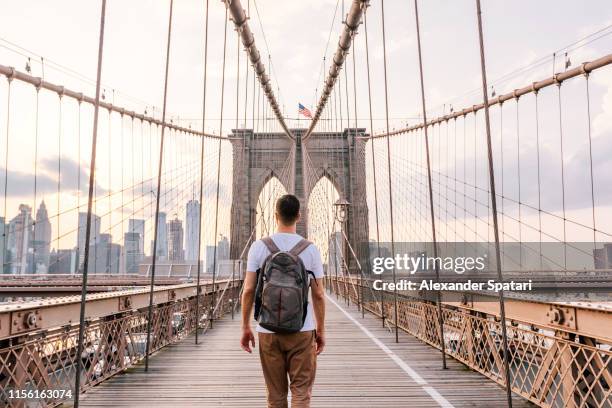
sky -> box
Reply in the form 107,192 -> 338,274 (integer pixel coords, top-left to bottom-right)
1,0 -> 611,131
0,0 -> 611,262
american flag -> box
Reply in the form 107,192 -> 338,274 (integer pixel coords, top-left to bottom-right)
298,103 -> 313,119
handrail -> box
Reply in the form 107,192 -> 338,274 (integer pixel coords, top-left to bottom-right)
0,280 -> 237,340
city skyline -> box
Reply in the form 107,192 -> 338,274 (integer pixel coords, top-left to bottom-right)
1,198 -> 213,274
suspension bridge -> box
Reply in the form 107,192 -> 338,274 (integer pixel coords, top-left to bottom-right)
0,0 -> 611,407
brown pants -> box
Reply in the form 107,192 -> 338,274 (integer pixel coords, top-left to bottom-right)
258,331 -> 317,408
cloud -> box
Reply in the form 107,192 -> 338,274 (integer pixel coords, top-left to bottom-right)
1,155 -> 108,199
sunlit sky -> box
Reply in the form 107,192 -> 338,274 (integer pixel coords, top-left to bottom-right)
2,0 -> 611,130
1,0 -> 611,258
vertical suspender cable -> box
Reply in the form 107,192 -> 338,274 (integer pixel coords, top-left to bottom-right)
349,37 -> 364,317
195,0 -> 210,345
74,1 -> 106,405
474,1 -> 513,406
413,0 -> 447,369
2,79 -> 11,272
233,31 -> 241,316
585,75 -> 597,257
145,0 -> 174,372
211,6 -> 229,329
380,0 -> 399,343
363,10 -> 384,326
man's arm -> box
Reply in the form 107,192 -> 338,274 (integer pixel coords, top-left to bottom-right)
240,271 -> 257,353
311,277 -> 326,355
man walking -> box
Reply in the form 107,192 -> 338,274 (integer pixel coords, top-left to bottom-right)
240,194 -> 326,408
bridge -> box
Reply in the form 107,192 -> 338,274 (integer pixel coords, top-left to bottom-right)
0,0 -> 611,407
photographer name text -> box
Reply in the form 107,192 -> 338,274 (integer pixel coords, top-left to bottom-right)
373,279 -> 533,292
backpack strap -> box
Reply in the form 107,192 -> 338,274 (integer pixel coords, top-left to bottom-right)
289,238 -> 312,257
261,237 -> 281,254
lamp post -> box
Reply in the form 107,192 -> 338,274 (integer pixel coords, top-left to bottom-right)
333,198 -> 350,224
333,198 -> 350,303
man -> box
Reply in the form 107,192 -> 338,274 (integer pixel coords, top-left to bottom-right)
240,194 -> 326,408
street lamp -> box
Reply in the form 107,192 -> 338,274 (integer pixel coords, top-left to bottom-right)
333,198 -> 350,223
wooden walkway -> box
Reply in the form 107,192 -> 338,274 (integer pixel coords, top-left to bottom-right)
79,295 -> 532,407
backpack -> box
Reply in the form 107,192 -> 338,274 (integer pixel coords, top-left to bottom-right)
253,237 -> 315,333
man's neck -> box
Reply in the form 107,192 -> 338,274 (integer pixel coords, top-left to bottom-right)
276,224 -> 297,234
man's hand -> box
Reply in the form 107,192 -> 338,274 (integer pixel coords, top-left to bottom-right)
240,327 -> 256,353
315,330 -> 326,355
240,272 -> 257,353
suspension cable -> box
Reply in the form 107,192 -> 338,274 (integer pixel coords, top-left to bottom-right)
379,0 -> 399,343
474,1 -> 513,405
145,0 -> 174,372
363,9 -> 384,326
413,0 -> 448,369
210,5 -> 230,329
74,1 -> 106,405
304,0 -> 368,141
195,0 -> 210,345
224,0 -> 291,139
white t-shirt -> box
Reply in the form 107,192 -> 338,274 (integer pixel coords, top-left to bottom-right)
246,232 -> 324,333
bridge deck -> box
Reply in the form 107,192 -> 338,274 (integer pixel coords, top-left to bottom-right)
78,295 -> 531,407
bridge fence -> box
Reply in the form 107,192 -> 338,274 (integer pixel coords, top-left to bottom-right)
0,276 -> 242,408
328,275 -> 612,408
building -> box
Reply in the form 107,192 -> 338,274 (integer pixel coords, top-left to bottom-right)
32,201 -> 52,273
128,219 -> 145,256
185,200 -> 200,261
150,212 -> 168,260
77,212 -> 101,272
594,243 -> 612,269
7,204 -> 33,274
49,248 -> 77,274
124,232 -> 141,274
93,234 -> 121,274
206,235 -> 230,273
167,217 -> 184,261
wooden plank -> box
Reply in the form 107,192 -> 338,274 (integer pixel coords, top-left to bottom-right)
77,295 -> 532,407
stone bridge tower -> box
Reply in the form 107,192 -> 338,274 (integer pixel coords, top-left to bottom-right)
229,128 -> 369,270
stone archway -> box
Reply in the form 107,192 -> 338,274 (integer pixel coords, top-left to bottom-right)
229,128 -> 369,269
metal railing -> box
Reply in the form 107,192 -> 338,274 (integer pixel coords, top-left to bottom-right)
0,278 -> 242,407
328,275 -> 612,408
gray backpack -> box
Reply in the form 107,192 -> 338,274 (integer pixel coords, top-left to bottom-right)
254,237 -> 314,333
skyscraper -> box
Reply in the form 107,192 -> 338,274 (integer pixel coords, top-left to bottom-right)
167,217 -> 184,261
206,235 -> 230,273
124,232 -> 141,274
128,219 -> 145,256
7,204 -> 33,274
185,200 -> 200,261
150,212 -> 168,260
49,248 -> 76,274
77,211 -> 101,272
93,234 -> 121,274
32,201 -> 52,273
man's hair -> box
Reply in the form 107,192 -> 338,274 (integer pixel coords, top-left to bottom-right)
275,194 -> 300,225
